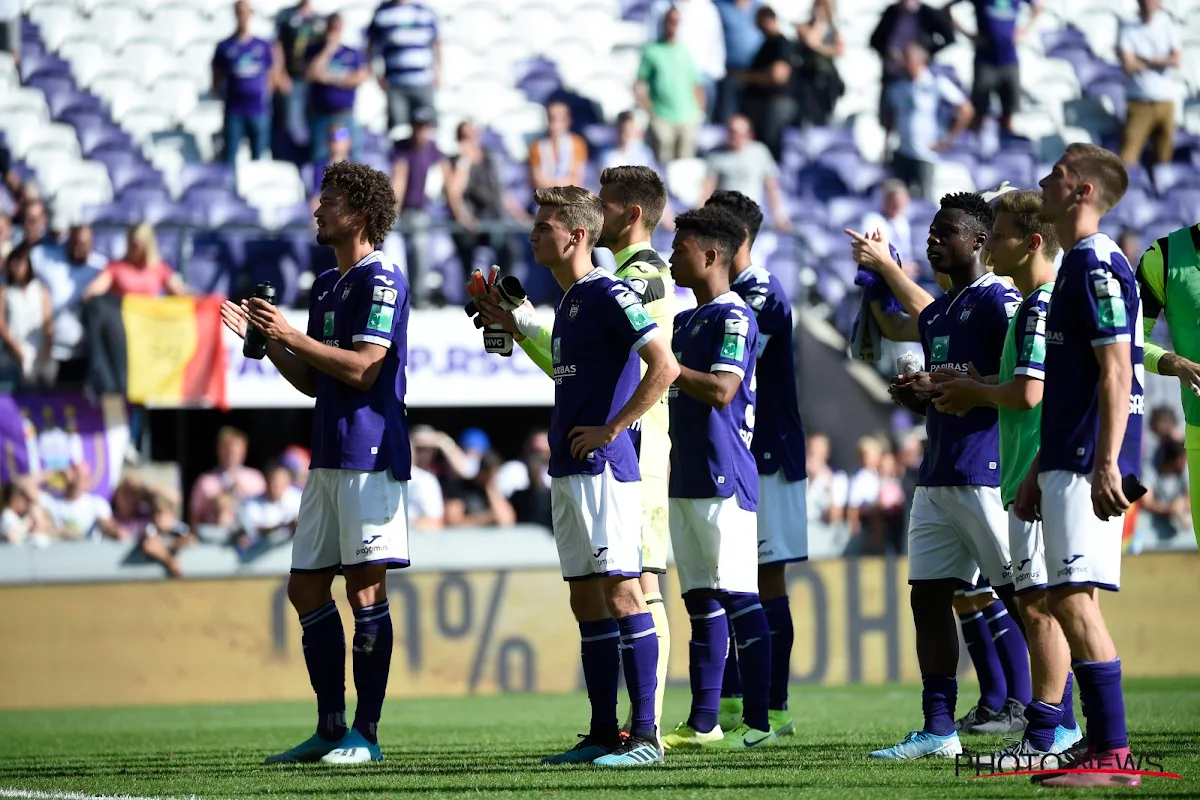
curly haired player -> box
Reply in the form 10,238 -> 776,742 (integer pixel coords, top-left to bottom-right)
221,161 -> 409,765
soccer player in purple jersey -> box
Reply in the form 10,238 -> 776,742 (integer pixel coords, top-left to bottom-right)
660,206 -> 777,750
513,186 -> 679,766
705,190 -> 807,738
1014,144 -> 1144,787
220,162 -> 407,765
851,193 -> 1024,760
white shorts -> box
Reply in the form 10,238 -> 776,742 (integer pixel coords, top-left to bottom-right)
908,485 -> 1011,587
292,468 -> 410,572
1039,470 -> 1123,591
1008,506 -> 1047,595
550,465 -> 643,581
669,496 -> 759,595
756,474 -> 809,565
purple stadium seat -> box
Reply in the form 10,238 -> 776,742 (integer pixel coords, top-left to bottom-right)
243,239 -> 301,307
19,51 -> 70,83
360,151 -> 389,176
1152,163 -> 1200,196
796,221 -> 838,260
582,123 -> 617,154
273,203 -> 315,230
1042,26 -> 1090,55
183,234 -> 234,297
799,126 -> 857,161
73,126 -> 137,159
1162,187 -> 1200,223
825,196 -> 876,229
0,186 -> 14,217
989,150 -> 1036,188
515,59 -> 563,104
765,242 -> 800,299
359,130 -> 390,159
108,160 -> 168,196
1111,187 -> 1160,229
621,0 -> 653,22
818,151 -> 886,195
178,163 -> 235,197
795,164 -> 849,202
1086,78 -> 1127,121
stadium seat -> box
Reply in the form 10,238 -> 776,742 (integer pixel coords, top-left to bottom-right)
3,119 -> 77,159
119,107 -> 175,145
236,160 -> 305,210
665,157 -> 706,209
26,2 -> 79,51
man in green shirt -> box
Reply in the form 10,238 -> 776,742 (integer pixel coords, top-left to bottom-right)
636,6 -> 705,165
932,190 -> 1083,762
478,168 -> 675,737
1136,222 -> 1200,547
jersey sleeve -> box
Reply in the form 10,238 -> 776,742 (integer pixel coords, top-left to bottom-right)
1137,240 -> 1170,373
605,282 -> 659,352
517,324 -> 555,378
1014,290 -> 1050,380
710,307 -> 756,379
349,264 -> 407,348
1083,257 -> 1137,347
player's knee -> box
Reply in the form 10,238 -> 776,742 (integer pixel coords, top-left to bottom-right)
287,572 -> 335,615
951,591 -> 994,615
569,580 -> 609,622
1017,591 -> 1054,626
911,581 -> 955,617
604,575 -> 646,619
343,565 -> 388,609
1045,586 -> 1093,625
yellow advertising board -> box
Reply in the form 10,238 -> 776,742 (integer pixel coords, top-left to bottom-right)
0,554 -> 1197,710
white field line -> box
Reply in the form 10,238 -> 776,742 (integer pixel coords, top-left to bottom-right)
0,789 -> 202,800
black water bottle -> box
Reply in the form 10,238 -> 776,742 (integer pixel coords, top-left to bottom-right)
243,281 -> 277,360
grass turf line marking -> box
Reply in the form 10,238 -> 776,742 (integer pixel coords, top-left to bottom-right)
1,792 -> 196,800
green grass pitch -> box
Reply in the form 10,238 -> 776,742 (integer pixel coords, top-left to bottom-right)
2,679 -> 1198,799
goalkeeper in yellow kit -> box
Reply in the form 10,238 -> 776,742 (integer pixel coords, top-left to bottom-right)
1136,222 -> 1200,546
478,166 -> 675,732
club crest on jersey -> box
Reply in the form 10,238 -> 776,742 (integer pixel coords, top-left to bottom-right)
959,304 -> 974,321
341,282 -> 354,301
568,301 -> 580,319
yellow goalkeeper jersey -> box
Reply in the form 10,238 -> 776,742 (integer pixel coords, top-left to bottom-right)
519,243 -> 675,479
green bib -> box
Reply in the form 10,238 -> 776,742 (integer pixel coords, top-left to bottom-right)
1164,226 -> 1200,427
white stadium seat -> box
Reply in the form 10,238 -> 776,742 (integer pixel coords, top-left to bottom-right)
149,5 -> 211,49
666,158 -> 707,209
237,160 -> 306,208
118,40 -> 176,85
28,2 -> 80,51
0,86 -> 49,121
89,71 -> 143,112
120,107 -> 176,145
5,121 -> 80,160
57,36 -> 107,87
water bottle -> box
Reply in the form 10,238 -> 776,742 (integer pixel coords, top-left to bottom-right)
243,281 -> 277,360
896,350 -> 922,376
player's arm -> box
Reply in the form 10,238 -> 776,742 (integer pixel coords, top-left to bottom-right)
675,312 -> 754,410
1136,240 -> 1200,393
846,228 -> 933,342
936,373 -> 1042,414
476,294 -> 555,377
568,334 -> 680,459
220,299 -> 317,397
1089,269 -> 1135,518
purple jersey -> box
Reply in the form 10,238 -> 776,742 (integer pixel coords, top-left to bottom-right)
732,266 -> 806,481
1040,233 -> 1144,478
668,292 -> 759,509
212,36 -> 273,116
306,43 -> 364,115
305,251 -> 411,480
549,269 -> 659,482
917,272 -> 1022,487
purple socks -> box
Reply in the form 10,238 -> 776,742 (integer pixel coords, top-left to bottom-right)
684,595 -> 728,734
1074,658 -> 1128,751
579,619 -> 621,740
959,609 -> 1006,711
922,675 -> 958,736
351,599 -> 393,743
985,600 -> 1032,706
299,600 -> 347,742
763,595 -> 793,711
720,630 -> 742,699
726,595 -> 772,733
617,612 -> 659,740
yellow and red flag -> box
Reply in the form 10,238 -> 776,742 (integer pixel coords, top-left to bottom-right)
123,295 -> 228,409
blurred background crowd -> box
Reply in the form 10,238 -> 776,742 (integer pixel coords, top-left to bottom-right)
1,0 -> 1198,575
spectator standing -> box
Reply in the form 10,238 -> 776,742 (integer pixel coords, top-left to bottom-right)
1117,0 -> 1181,167
600,111 -> 658,171
391,106 -> 451,306
739,6 -> 795,161
700,114 -> 791,229
636,6 -> 705,165
18,199 -> 49,249
845,435 -> 884,548
793,0 -> 846,127
213,0 -> 277,165
528,101 -> 588,191
648,0 -> 726,116
885,43 -> 974,199
31,224 -> 105,385
84,224 -> 187,300
870,0 -> 955,126
367,0 -> 440,131
305,14 -> 370,162
273,0 -> 326,160
714,0 -> 763,122
0,242 -> 54,390
446,120 -> 529,281
443,451 -> 516,528
861,179 -> 914,272
945,0 -> 1042,134
188,426 -> 267,530
805,432 -> 848,526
